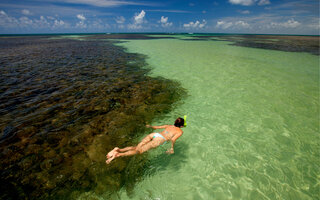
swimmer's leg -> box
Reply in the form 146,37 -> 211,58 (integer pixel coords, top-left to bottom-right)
106,149 -> 139,164
117,146 -> 136,152
137,139 -> 163,154
106,133 -> 157,164
106,147 -> 119,159
107,146 -> 136,159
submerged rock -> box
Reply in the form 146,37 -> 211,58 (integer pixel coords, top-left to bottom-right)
188,34 -> 320,55
1,125 -> 16,140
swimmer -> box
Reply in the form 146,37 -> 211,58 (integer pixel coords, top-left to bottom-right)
106,117 -> 184,164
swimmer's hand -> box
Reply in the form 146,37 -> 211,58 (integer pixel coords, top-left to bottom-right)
146,124 -> 151,128
166,148 -> 174,154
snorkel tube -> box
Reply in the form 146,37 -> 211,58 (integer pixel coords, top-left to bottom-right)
184,115 -> 187,127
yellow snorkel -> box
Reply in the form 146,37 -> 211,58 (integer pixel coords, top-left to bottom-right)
184,115 -> 187,127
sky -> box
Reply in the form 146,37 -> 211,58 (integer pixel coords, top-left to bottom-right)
0,0 -> 319,34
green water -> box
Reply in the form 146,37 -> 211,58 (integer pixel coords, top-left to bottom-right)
111,37 -> 319,199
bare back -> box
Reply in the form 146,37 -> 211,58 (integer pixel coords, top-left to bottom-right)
159,125 -> 183,141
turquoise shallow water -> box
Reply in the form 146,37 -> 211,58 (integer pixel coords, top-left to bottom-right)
108,36 -> 319,199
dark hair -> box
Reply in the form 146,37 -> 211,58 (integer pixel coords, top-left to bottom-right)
174,117 -> 184,127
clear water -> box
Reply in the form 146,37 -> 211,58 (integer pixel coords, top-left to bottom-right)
111,37 -> 319,199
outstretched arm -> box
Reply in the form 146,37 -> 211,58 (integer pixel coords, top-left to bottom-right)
166,132 -> 183,154
146,125 -> 169,129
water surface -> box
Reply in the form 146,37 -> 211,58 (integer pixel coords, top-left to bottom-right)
113,35 -> 319,200
0,34 -> 318,200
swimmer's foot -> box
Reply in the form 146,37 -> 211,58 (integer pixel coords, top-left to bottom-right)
107,147 -> 119,159
106,152 -> 118,164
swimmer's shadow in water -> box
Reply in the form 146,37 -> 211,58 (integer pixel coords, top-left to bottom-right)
122,141 -> 189,197
145,140 -> 189,175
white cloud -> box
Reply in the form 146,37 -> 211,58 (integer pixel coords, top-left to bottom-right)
17,15 -> 67,29
76,14 -> 86,28
76,21 -> 86,28
307,23 -> 320,30
216,21 -> 233,29
50,0 -> 156,7
0,11 -> 69,31
235,20 -> 250,28
258,0 -> 270,6
89,19 -> 109,30
229,0 -> 271,6
210,14 -> 319,34
77,14 -> 86,20
134,10 -> 145,24
306,18 -> 320,30
160,16 -> 168,24
54,19 -> 65,26
115,16 -> 125,29
229,0 -> 255,6
127,23 -> 140,29
199,21 -> 207,28
0,10 -> 20,28
0,10 -> 6,16
115,16 -> 125,24
271,19 -> 301,28
34,16 -> 50,28
183,20 -> 207,29
19,17 -> 33,27
128,10 -> 146,29
22,9 -> 32,15
159,16 -> 173,27
216,20 -> 250,29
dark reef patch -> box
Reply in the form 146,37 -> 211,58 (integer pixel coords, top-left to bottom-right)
0,36 -> 185,199
185,35 -> 320,55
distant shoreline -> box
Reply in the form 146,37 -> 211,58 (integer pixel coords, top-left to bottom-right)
0,33 -> 319,37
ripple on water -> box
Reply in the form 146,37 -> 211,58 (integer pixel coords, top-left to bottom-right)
116,37 -> 319,199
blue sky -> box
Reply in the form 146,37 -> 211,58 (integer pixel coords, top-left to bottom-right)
0,0 -> 319,34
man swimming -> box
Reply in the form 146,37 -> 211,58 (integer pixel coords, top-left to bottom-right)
106,117 -> 184,164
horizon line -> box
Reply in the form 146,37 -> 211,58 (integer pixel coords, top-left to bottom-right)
0,32 -> 319,37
